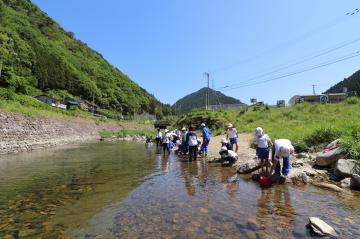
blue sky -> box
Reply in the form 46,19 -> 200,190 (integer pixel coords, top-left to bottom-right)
32,0 -> 360,105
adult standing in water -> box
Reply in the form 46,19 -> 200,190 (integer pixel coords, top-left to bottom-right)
155,128 -> 162,147
200,123 -> 211,157
226,123 -> 239,152
186,126 -> 198,161
162,129 -> 171,155
270,139 -> 294,176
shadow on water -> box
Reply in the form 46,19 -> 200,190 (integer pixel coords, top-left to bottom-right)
0,142 -> 360,238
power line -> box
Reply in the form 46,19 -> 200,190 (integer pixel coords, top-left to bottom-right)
222,50 -> 360,91
216,36 -> 360,89
210,8 -> 358,74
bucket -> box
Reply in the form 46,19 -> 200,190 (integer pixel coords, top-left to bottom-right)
260,176 -> 271,188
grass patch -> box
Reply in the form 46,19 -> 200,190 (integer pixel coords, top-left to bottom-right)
177,101 -> 360,160
100,129 -> 155,139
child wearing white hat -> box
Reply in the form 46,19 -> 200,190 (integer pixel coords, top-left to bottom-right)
226,123 -> 239,153
255,127 -> 273,174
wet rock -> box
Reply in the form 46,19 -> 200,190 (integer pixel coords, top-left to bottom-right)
227,174 -> 239,183
236,160 -> 261,174
340,178 -> 351,189
288,171 -> 310,184
307,217 -> 337,237
270,174 -> 286,184
350,174 -> 360,191
246,220 -> 258,231
292,160 -> 304,168
315,147 -> 344,167
312,182 -> 344,193
296,153 -> 310,159
334,159 -> 360,180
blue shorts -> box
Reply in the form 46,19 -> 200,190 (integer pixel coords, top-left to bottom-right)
230,137 -> 238,145
257,147 -> 269,160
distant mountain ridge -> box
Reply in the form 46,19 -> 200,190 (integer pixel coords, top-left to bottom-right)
174,87 -> 245,114
325,70 -> 360,95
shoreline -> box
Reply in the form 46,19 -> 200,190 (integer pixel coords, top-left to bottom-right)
206,133 -> 360,193
0,110 -> 150,155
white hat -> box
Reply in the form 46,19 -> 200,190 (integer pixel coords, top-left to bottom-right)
255,127 -> 263,137
164,129 -> 169,133
200,123 -> 206,127
221,138 -> 228,144
227,123 -> 233,128
181,127 -> 186,131
220,146 -> 228,152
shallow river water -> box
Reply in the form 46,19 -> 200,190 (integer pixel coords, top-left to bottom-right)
0,141 -> 359,238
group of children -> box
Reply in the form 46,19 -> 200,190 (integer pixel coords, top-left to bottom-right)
218,124 -> 294,177
154,122 -> 294,177
155,123 -> 212,161
253,127 -> 295,176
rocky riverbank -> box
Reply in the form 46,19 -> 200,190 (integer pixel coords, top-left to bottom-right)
206,134 -> 360,192
0,111 -> 151,155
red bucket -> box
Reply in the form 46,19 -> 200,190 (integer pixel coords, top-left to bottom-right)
260,176 -> 271,188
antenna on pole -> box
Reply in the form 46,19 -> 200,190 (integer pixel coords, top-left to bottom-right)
204,72 -> 210,110
312,84 -> 317,95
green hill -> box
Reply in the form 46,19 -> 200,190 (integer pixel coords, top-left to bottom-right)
174,87 -> 245,114
325,70 -> 360,96
0,0 -> 170,118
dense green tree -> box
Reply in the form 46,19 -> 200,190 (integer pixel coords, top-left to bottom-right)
0,0 -> 166,117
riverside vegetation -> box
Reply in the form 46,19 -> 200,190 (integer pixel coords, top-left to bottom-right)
175,97 -> 360,161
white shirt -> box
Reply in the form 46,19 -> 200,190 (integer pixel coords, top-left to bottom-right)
162,133 -> 171,144
274,139 -> 293,158
228,150 -> 238,159
227,128 -> 237,139
156,131 -> 162,138
256,134 -> 270,148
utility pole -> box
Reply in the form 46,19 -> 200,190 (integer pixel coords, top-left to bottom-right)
312,84 -> 317,95
204,72 -> 210,110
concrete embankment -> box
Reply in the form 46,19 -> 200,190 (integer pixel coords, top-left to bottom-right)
0,111 -> 150,154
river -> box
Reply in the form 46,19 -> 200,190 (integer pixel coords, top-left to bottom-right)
0,141 -> 359,238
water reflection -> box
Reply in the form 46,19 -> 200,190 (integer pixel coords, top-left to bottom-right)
1,142 -> 360,238
256,186 -> 295,237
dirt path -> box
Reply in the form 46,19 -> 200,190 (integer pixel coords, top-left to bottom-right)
207,133 -> 256,160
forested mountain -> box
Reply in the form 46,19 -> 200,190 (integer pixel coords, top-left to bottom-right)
325,70 -> 360,96
174,87 -> 245,114
0,0 -> 171,117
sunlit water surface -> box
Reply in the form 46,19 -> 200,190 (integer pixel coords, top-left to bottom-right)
0,142 -> 359,238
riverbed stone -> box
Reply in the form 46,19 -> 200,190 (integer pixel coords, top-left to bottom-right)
334,159 -> 360,180
315,147 -> 344,167
292,160 -> 304,168
340,178 -> 351,189
236,159 -> 261,174
308,217 -> 337,237
350,174 -> 360,191
296,153 -> 310,159
312,182 -> 344,193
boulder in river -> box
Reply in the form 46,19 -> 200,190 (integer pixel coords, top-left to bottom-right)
315,147 -> 344,167
340,178 -> 351,189
307,217 -> 337,237
350,174 -> 360,191
334,159 -> 360,180
236,159 -> 261,174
